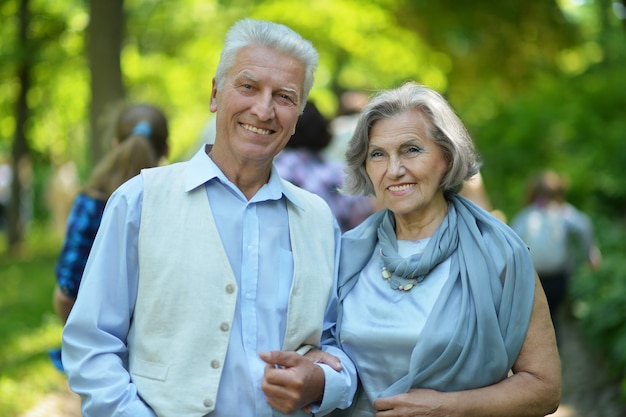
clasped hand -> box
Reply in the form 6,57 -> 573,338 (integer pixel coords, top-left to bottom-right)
260,349 -> 342,414
372,388 -> 445,417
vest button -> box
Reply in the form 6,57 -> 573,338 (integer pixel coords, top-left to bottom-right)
220,322 -> 230,332
225,284 -> 235,294
211,360 -> 220,369
204,398 -> 214,408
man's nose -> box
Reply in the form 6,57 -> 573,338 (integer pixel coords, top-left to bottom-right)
251,91 -> 275,121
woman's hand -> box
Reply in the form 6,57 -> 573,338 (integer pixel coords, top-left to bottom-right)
304,348 -> 343,372
373,389 -> 446,417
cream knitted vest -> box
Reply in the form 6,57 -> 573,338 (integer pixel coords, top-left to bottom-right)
128,162 -> 336,417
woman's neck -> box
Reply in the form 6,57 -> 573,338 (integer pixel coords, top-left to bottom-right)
393,198 -> 449,241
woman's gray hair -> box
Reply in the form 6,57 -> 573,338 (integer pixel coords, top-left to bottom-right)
214,19 -> 319,112
341,82 -> 481,197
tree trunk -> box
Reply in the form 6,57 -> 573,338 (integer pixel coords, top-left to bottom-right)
87,0 -> 125,167
7,0 -> 33,250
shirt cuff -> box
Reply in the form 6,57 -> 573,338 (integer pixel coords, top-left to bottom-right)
308,363 -> 353,416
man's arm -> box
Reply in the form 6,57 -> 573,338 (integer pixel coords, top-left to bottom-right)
259,344 -> 356,416
312,219 -> 359,416
311,312 -> 358,415
260,220 -> 358,415
62,177 -> 156,417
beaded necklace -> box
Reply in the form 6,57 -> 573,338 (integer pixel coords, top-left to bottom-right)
380,248 -> 426,291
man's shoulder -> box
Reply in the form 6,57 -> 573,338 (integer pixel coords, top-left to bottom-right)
142,161 -> 187,176
136,162 -> 195,208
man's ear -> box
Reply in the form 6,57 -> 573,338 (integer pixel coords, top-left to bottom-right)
210,78 -> 218,113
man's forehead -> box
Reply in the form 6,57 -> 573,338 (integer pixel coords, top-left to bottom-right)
231,46 -> 305,87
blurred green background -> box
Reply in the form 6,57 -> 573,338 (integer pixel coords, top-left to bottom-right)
1,0 -> 626,415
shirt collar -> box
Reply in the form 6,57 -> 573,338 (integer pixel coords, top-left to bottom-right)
184,145 -> 304,209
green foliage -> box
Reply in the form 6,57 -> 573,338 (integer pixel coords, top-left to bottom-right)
468,59 -> 626,219
569,216 -> 626,401
0,228 -> 66,416
0,0 -> 89,175
120,0 -> 451,161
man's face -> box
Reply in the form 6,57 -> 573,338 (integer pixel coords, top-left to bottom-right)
210,46 -> 305,165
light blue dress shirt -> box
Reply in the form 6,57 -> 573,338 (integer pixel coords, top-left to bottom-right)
62,147 -> 356,417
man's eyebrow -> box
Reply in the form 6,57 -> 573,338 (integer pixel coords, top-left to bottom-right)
278,86 -> 299,99
238,72 -> 259,83
237,72 -> 300,100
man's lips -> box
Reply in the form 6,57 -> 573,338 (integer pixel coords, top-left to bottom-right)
241,123 -> 273,135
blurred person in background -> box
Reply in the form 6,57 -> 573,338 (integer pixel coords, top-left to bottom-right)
324,91 -> 370,164
54,103 -> 169,325
0,158 -> 11,231
511,170 -> 601,340
275,100 -> 376,232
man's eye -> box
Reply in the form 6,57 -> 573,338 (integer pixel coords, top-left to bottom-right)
277,94 -> 296,105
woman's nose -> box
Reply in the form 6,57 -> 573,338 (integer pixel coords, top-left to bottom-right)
387,156 -> 406,177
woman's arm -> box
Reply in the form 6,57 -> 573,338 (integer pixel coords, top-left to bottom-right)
373,273 -> 561,417
54,194 -> 106,322
53,284 -> 75,324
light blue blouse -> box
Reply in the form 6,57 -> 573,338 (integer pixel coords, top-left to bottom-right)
341,239 -> 451,415
333,196 -> 536,416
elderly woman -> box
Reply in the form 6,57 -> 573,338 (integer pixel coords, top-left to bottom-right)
324,82 -> 561,416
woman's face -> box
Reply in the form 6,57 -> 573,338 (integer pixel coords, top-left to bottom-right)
365,109 -> 448,219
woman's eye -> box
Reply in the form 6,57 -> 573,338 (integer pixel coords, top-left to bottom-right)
406,146 -> 422,154
368,150 -> 383,159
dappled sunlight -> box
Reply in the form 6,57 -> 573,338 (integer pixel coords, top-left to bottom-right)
557,42 -> 604,75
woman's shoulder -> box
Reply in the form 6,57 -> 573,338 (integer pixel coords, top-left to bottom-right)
342,209 -> 386,239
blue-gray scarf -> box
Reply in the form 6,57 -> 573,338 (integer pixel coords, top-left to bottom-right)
337,194 -> 535,396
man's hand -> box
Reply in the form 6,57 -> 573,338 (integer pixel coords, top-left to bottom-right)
260,350 -> 326,414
